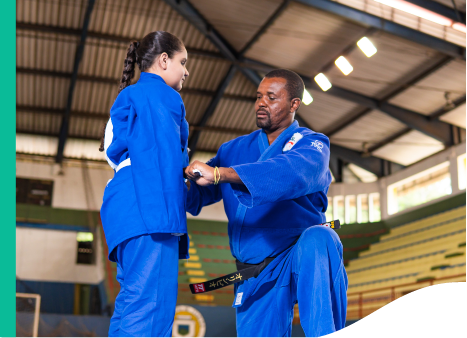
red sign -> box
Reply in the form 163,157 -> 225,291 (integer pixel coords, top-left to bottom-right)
193,283 -> 205,293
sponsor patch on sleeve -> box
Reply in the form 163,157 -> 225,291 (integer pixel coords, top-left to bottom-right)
283,133 -> 303,152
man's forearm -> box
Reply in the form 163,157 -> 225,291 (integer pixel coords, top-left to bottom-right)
219,167 -> 243,185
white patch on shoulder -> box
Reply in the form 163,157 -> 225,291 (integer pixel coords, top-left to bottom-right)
283,132 -> 303,152
235,292 -> 243,305
310,140 -> 324,153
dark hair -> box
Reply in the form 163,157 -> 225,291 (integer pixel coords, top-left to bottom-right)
264,69 -> 305,104
99,31 -> 185,152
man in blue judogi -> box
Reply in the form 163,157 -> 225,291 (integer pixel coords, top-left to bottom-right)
185,69 -> 348,337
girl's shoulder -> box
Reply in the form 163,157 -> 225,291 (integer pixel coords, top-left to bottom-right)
112,81 -> 184,112
134,79 -> 183,102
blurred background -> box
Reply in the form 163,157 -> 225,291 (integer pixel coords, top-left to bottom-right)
16,0 -> 466,336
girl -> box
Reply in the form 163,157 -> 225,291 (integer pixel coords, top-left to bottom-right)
99,31 -> 190,337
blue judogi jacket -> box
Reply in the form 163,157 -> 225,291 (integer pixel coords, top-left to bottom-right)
100,72 -> 190,261
186,120 -> 332,263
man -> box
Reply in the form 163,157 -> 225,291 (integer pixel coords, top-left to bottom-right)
184,69 -> 347,337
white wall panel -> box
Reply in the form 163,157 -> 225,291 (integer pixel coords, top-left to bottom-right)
16,227 -> 105,284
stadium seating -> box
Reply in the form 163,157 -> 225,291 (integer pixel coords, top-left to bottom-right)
346,206 -> 466,295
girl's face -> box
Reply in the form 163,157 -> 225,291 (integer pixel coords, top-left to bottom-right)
165,48 -> 189,91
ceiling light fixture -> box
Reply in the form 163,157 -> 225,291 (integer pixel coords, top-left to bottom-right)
335,56 -> 354,75
314,73 -> 332,91
357,37 -> 377,57
452,22 -> 467,33
374,0 -> 467,32
303,89 -> 313,105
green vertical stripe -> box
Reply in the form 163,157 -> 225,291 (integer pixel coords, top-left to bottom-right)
1,1 -> 16,336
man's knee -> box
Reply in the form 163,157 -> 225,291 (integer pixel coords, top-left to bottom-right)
299,225 -> 335,246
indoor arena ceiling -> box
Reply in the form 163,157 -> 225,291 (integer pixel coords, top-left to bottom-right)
16,0 -> 466,182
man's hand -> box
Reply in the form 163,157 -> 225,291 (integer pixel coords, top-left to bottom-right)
185,161 -> 216,186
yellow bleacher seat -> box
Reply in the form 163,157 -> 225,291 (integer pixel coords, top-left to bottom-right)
381,207 -> 465,239
194,294 -> 214,302
346,207 -> 466,296
186,270 -> 205,276
184,262 -> 202,268
367,220 -> 465,253
188,277 -> 207,283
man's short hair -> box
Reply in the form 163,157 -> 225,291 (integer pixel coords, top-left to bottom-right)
264,69 -> 305,103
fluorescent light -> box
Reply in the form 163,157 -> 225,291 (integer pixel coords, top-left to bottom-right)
77,232 -> 94,242
335,56 -> 353,75
357,37 -> 377,57
374,0 -> 452,26
452,22 -> 467,33
314,73 -> 332,91
302,89 -> 313,105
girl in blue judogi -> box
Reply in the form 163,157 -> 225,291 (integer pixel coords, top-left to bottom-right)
99,31 -> 190,337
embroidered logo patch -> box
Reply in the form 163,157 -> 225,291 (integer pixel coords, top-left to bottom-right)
235,292 -> 243,305
310,140 -> 324,152
193,283 -> 205,293
283,133 -> 303,152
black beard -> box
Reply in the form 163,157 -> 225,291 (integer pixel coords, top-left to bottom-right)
256,112 -> 271,129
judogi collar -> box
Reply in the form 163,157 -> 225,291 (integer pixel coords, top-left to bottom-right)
258,120 -> 300,156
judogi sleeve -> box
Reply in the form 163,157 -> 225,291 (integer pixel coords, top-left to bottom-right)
181,104 -> 190,168
186,149 -> 223,216
126,92 -> 186,227
231,133 -> 331,208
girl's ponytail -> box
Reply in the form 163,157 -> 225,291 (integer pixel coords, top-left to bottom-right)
119,41 -> 139,94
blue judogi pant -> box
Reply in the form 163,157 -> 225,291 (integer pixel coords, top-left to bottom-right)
235,226 -> 348,337
108,233 -> 179,337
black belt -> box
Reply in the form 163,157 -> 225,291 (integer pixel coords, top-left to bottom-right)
189,220 -> 340,294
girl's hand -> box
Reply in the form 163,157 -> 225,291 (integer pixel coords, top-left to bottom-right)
184,161 -> 215,186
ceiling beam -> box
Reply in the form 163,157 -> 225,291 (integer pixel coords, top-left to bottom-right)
240,58 -> 457,145
17,105 -> 108,119
325,55 -> 454,137
294,0 -> 465,60
162,0 -> 238,62
17,105 -> 256,135
367,127 -> 412,153
330,144 -> 403,177
239,0 -> 291,55
429,95 -> 466,120
329,156 -> 344,182
16,67 -> 255,102
294,114 -> 403,176
368,94 -> 466,153
56,0 -> 95,164
188,65 -> 237,158
405,0 -> 465,23
17,22 -> 224,60
16,129 -> 99,141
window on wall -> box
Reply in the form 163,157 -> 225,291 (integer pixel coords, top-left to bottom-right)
345,195 -> 357,224
357,194 -> 369,223
369,193 -> 381,222
458,153 -> 466,190
325,197 -> 333,222
16,178 -> 54,206
334,196 -> 345,224
387,162 -> 451,215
